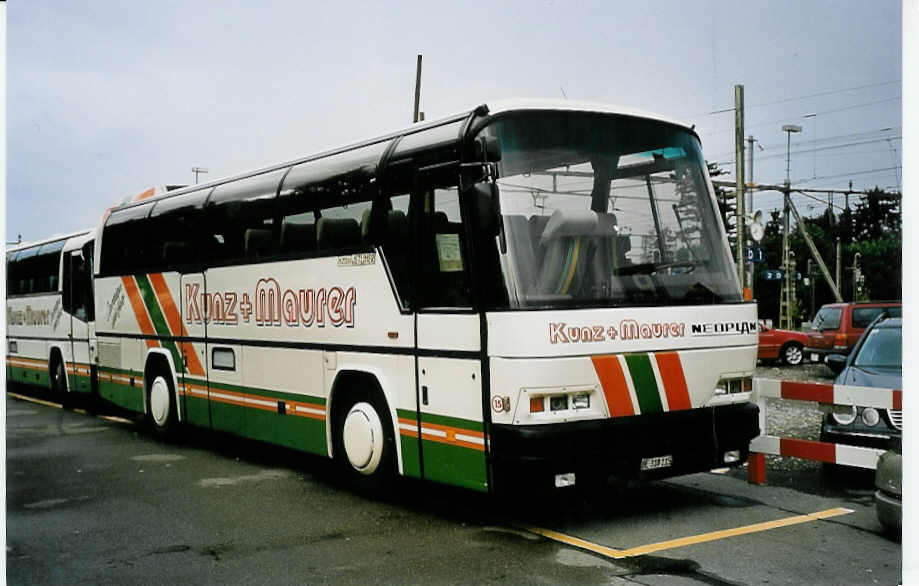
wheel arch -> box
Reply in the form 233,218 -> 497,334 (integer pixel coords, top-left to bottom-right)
143,348 -> 183,422
326,368 -> 402,475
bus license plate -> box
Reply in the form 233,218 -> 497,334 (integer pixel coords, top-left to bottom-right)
811,353 -> 820,362
640,455 -> 673,471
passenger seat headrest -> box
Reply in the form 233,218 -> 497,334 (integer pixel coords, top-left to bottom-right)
540,209 -> 599,244
317,217 -> 361,249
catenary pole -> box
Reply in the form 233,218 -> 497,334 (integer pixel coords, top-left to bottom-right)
734,85 -> 746,291
413,54 -> 422,123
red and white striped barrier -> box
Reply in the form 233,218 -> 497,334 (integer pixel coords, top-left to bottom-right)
747,379 -> 902,484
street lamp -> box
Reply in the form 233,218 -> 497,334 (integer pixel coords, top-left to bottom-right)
781,125 -> 802,186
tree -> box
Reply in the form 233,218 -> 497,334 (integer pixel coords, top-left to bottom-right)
751,187 -> 901,325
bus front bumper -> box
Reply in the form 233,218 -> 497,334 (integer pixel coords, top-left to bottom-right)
488,402 -> 759,494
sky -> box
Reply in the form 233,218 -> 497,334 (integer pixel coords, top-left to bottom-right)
5,0 -> 905,244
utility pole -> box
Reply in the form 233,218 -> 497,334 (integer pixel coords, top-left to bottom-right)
413,54 -> 423,123
191,167 -> 208,184
835,237 -> 842,299
734,85 -> 746,293
780,124 -> 801,329
746,134 -> 756,298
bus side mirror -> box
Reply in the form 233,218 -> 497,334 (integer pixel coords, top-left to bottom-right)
470,183 -> 500,237
475,136 -> 502,162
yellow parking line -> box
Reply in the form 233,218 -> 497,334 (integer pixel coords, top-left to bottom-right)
526,526 -> 628,558
527,507 -> 853,559
7,392 -> 62,409
98,415 -> 135,425
7,391 -> 136,426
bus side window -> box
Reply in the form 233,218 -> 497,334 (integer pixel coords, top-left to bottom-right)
420,184 -> 472,309
278,141 -> 389,258
378,193 -> 412,309
205,169 -> 287,266
147,189 -> 210,272
100,203 -> 154,276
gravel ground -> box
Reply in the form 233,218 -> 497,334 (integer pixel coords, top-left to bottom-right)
724,360 -> 877,496
753,360 -> 835,474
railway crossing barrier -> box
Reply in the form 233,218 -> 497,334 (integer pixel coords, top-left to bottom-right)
747,379 -> 902,484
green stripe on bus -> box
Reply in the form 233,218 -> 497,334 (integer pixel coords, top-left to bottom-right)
421,441 -> 488,492
419,411 -> 483,433
134,274 -> 184,373
624,353 -> 662,414
99,366 -> 141,376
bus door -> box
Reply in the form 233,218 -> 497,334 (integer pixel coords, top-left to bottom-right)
179,272 -> 211,427
413,170 -> 489,491
64,247 -> 93,393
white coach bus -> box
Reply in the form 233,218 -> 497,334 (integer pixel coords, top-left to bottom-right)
6,229 -> 96,403
91,100 -> 759,493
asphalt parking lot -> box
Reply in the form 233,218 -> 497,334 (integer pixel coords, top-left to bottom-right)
6,367 -> 901,585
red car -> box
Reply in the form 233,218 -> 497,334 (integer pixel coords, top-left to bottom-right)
758,322 -> 809,365
805,301 -> 901,362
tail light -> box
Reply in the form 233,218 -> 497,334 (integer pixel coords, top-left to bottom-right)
833,333 -> 848,349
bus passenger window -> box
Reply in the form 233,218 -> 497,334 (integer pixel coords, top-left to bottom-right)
421,187 -> 472,308
315,201 -> 372,253
205,168 -> 287,265
379,193 -> 412,309
278,141 -> 388,258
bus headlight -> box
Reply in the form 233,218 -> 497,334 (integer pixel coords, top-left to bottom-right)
571,393 -> 590,410
550,395 -> 568,412
715,377 -> 753,395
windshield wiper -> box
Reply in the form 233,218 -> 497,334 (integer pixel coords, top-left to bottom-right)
614,260 -> 700,276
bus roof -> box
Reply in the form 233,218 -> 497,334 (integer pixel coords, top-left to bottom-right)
6,228 -> 94,254
482,98 -> 694,133
109,99 -> 696,214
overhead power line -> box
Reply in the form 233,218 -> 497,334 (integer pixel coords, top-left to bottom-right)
795,166 -> 902,184
700,79 -> 901,116
704,96 -> 901,135
710,135 -> 903,167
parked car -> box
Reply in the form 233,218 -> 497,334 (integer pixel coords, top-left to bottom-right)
805,301 -> 900,363
875,442 -> 901,537
820,316 -> 901,451
757,322 -> 809,365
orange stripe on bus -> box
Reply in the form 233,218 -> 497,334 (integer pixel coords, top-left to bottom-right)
591,355 -> 635,417
135,187 -> 156,201
397,418 -> 484,451
121,276 -> 159,348
204,387 -> 326,420
148,273 -> 205,376
654,352 -> 692,411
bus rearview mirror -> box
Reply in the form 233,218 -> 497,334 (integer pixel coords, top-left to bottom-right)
471,183 -> 500,237
475,136 -> 502,162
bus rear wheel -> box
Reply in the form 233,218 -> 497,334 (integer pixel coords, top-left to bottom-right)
147,369 -> 178,440
332,391 -> 395,494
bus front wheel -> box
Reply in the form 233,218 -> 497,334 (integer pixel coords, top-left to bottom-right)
332,391 -> 395,494
147,369 -> 178,439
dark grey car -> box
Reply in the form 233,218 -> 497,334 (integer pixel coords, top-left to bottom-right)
821,317 -> 901,450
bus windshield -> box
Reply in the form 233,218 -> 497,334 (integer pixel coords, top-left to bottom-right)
478,112 -> 741,309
